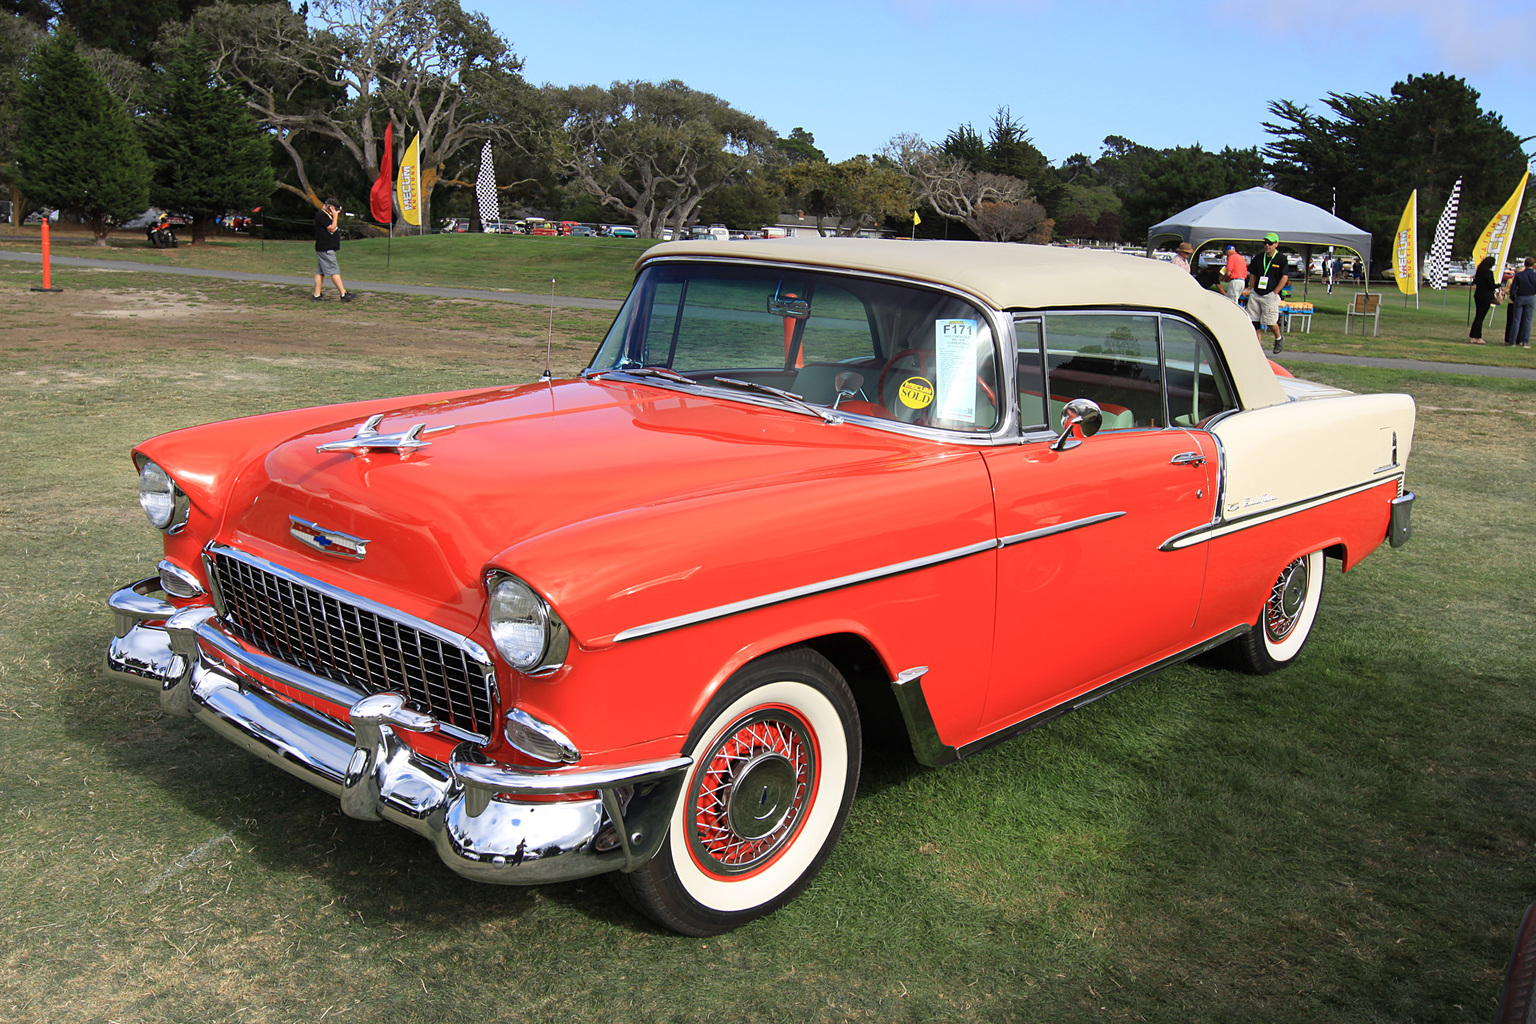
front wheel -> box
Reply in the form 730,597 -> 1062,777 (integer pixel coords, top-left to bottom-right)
612,647 -> 861,936
1226,550 -> 1325,674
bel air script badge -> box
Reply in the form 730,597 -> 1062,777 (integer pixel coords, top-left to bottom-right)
290,516 -> 370,559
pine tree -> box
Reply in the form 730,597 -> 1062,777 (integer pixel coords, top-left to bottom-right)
141,36 -> 274,243
18,27 -> 151,244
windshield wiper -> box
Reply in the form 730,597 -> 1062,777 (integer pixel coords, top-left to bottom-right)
596,365 -> 698,386
710,376 -> 842,425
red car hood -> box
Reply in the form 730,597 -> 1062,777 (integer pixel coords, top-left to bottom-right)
214,378 -> 986,638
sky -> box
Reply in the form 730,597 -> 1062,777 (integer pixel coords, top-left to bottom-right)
476,0 -> 1536,167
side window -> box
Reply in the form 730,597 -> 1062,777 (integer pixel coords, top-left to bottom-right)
1013,316 -> 1048,431
1042,313 -> 1162,429
1161,318 -> 1239,426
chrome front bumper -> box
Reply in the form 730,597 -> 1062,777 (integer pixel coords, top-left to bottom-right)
105,578 -> 689,885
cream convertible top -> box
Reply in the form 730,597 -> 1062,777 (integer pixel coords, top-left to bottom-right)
639,239 -> 1289,411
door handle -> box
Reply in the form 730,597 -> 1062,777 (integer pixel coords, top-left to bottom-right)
1170,451 -> 1206,466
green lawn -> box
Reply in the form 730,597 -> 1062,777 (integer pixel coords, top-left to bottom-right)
0,228 -> 655,300
0,267 -> 1532,1023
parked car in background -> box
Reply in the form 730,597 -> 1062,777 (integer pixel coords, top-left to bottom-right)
107,240 -> 1416,938
568,224 -> 597,237
603,226 -> 638,238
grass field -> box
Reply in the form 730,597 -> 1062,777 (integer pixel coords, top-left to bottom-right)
1,263 -> 1533,1023
0,228 -> 654,301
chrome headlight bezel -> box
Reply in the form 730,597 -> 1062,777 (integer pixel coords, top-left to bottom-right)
134,455 -> 190,534
484,571 -> 569,676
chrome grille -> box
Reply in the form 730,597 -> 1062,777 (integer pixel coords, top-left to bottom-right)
209,550 -> 494,738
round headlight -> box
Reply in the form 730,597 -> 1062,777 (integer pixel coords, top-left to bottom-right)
489,576 -> 549,671
138,460 -> 177,530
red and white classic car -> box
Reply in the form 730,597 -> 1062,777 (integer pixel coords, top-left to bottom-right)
107,240 -> 1416,935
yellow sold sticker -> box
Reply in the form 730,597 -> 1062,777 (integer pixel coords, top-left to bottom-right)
898,376 -> 934,409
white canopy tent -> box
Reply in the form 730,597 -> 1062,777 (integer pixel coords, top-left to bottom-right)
1147,187 -> 1374,295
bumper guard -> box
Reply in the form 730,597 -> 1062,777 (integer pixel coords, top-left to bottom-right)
105,578 -> 689,885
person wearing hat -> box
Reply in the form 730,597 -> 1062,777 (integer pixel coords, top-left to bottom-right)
1222,244 -> 1247,305
1172,241 -> 1194,272
1244,232 -> 1289,354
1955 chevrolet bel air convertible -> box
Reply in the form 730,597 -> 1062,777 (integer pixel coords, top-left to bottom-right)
106,239 -> 1416,935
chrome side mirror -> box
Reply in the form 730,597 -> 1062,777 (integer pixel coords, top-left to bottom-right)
1050,398 -> 1103,452
831,371 -> 864,409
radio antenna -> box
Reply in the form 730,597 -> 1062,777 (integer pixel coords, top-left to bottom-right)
539,278 -> 555,382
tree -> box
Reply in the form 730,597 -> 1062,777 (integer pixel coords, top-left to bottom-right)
942,107 -> 1062,216
778,156 -> 911,236
17,27 -> 151,243
776,127 -> 824,166
1265,73 -> 1532,268
190,0 -> 534,223
972,200 -> 1052,243
886,134 -> 1032,239
0,12 -> 42,224
1118,144 -> 1265,241
546,79 -> 775,238
141,35 -> 273,242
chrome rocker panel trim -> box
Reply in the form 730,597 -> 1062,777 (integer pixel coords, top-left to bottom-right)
104,578 -> 691,886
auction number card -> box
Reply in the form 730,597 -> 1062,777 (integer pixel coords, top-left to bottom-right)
935,319 -> 979,423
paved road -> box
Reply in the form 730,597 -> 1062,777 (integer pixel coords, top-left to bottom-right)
0,249 -> 625,311
1276,350 -> 1536,381
9,249 -> 1536,380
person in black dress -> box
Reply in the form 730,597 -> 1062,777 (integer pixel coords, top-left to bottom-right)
1470,255 -> 1497,344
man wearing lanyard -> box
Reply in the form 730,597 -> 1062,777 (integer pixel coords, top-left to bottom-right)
1244,232 -> 1289,354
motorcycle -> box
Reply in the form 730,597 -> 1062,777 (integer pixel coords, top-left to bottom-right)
146,220 -> 178,249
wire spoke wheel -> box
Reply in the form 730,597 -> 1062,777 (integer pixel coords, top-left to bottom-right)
688,711 -> 815,875
1264,556 -> 1311,643
1224,549 -> 1325,674
611,647 -> 860,936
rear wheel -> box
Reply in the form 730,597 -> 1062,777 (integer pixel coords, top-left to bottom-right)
612,647 -> 861,936
1227,550 -> 1325,674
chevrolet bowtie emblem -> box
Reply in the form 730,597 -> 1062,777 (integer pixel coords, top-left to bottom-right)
316,414 -> 455,454
290,516 -> 370,559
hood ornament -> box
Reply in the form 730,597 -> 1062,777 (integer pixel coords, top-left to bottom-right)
316,414 -> 455,455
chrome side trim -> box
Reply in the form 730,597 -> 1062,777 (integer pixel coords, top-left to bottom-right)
1159,475 -> 1403,552
998,511 -> 1126,549
612,539 -> 998,642
889,667 -> 959,767
204,543 -> 492,665
955,624 -> 1251,761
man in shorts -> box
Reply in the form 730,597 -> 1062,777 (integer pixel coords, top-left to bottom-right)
1244,232 -> 1288,354
1223,244 -> 1247,305
313,197 -> 352,302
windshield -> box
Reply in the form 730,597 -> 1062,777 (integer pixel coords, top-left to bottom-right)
590,261 -> 1002,432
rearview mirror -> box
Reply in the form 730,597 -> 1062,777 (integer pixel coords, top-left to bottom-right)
767,288 -> 810,319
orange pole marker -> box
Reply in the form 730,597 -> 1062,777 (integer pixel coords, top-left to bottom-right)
32,219 -> 62,293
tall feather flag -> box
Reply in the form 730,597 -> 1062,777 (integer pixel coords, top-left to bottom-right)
1473,171 -> 1529,274
1425,178 -> 1460,290
1393,190 -> 1418,299
476,140 -> 499,229
370,122 -> 394,224
396,133 -> 422,227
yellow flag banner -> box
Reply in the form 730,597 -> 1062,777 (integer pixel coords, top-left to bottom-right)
1472,171 -> 1529,273
1393,190 -> 1417,296
396,133 -> 422,227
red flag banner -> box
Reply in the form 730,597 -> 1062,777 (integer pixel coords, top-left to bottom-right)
370,123 -> 394,224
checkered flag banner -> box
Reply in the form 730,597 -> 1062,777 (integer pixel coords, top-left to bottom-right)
1426,178 -> 1461,290
476,140 -> 499,227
